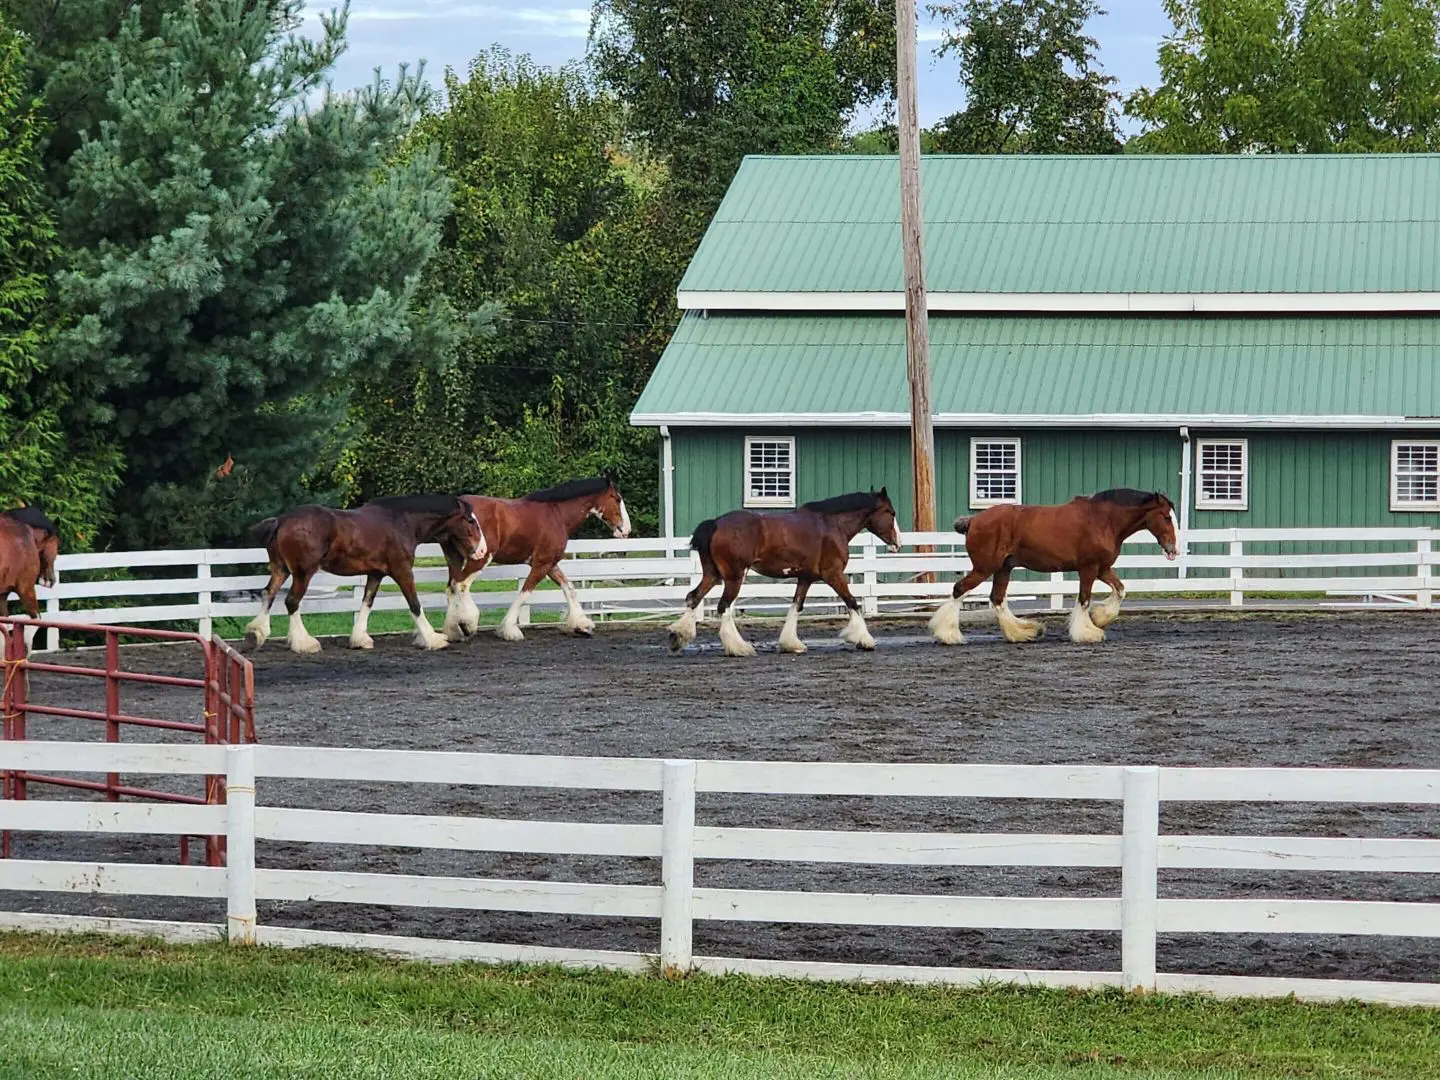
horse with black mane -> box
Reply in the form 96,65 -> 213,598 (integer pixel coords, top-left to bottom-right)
0,505 -> 60,622
929,487 -> 1178,646
668,489 -> 902,657
439,476 -> 631,643
244,494 -> 487,654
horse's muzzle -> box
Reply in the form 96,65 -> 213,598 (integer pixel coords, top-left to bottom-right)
1164,549 -> 1179,561
887,543 -> 900,553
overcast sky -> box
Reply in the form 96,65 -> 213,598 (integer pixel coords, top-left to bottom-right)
309,1 -> 1174,129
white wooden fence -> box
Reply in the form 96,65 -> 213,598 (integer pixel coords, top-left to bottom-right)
28,526 -> 1440,650
2,740 -> 1439,1006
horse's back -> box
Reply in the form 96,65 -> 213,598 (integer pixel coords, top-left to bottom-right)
0,516 -> 39,588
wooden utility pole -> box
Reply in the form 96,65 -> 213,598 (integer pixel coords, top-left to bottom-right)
896,0 -> 936,540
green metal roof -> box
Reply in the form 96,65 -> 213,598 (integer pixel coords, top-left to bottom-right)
632,313 -> 1440,425
679,155 -> 1440,297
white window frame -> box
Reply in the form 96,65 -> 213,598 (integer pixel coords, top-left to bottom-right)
1195,438 -> 1249,511
743,436 -> 796,508
969,437 -> 1022,508
1391,440 -> 1440,512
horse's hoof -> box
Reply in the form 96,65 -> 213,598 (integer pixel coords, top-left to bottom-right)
350,635 -> 374,650
668,632 -> 686,653
240,634 -> 261,654
495,623 -> 525,643
289,640 -> 322,656
777,640 -> 807,654
573,627 -> 594,638
931,629 -> 965,646
853,636 -> 877,651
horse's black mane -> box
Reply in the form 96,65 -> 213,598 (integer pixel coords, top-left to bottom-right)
801,491 -> 883,514
3,505 -> 57,535
368,493 -> 461,515
524,477 -> 610,503
1089,488 -> 1161,507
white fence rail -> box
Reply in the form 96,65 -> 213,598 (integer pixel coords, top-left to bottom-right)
2,741 -> 1440,1005
27,527 -> 1440,650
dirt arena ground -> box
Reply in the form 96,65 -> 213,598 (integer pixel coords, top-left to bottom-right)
4,609 -> 1439,983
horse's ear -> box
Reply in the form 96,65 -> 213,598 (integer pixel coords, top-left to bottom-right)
879,485 -> 888,500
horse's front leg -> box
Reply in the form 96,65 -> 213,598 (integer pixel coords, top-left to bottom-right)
283,570 -> 323,654
1090,566 -> 1125,629
990,568 -> 1042,643
393,563 -> 448,650
497,563 -> 548,642
350,573 -> 383,649
827,574 -> 875,651
443,551 -> 489,642
669,570 -> 718,653
715,576 -> 754,657
549,567 -> 594,636
777,579 -> 812,654
1068,565 -> 1106,644
930,568 -> 988,646
244,564 -> 288,650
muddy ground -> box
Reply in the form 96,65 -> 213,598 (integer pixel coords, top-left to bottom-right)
4,610 -> 1439,983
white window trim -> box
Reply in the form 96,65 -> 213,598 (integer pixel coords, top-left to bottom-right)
743,435 -> 796,508
1391,439 -> 1440,512
969,437 -> 1022,508
1195,438 -> 1249,511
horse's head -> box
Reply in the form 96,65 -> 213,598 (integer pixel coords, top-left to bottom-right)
1142,492 -> 1179,560
866,487 -> 902,553
589,475 -> 632,540
444,499 -> 489,563
35,531 -> 59,588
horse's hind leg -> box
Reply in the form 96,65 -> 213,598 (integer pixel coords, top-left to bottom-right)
283,570 -> 324,654
244,564 -> 288,649
991,567 -> 1043,643
930,568 -> 988,646
715,576 -> 755,657
497,563 -> 548,642
1068,565 -> 1106,644
668,570 -> 718,653
1090,566 -> 1125,629
350,573 -> 383,649
549,567 -> 594,636
778,580 -> 812,654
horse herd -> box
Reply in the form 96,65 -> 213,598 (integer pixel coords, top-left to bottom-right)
0,476 -> 1180,658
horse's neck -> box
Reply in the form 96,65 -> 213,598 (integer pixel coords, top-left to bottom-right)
1104,505 -> 1151,542
398,510 -> 449,543
829,508 -> 873,541
551,496 -> 596,533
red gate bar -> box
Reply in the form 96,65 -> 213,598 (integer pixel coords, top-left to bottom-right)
1,617 -> 257,865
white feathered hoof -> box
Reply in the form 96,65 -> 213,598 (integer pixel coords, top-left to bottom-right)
718,612 -> 755,657
668,607 -> 699,653
1089,590 -> 1123,629
994,602 -> 1043,644
243,617 -> 270,651
287,635 -> 322,656
928,597 -> 965,646
495,621 -> 525,643
1068,603 -> 1107,644
349,632 -> 374,650
443,622 -> 468,643
840,610 -> 876,651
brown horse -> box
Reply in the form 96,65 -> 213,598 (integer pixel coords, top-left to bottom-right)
244,494 -> 487,654
929,488 -> 1178,646
0,506 -> 59,624
439,476 -> 632,642
668,489 -> 902,657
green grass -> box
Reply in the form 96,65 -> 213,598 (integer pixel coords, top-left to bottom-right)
1,935 -> 1437,1079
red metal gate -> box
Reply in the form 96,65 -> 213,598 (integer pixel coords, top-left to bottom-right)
1,618 -> 257,865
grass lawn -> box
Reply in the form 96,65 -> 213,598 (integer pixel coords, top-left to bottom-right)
1,935 -> 1437,1078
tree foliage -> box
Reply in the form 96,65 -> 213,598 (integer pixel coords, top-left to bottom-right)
928,0 -> 1122,153
343,50 -> 668,531
3,0 -> 473,548
589,0 -> 897,207
1126,0 -> 1440,152
0,17 -> 116,546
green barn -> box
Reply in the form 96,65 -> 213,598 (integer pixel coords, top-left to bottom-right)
631,155 -> 1440,545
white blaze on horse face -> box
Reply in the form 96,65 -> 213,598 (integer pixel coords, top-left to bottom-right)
618,498 -> 632,538
470,522 -> 488,561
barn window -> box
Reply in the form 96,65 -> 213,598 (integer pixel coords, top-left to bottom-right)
1392,441 -> 1440,510
970,438 -> 1021,507
1196,439 -> 1249,510
744,436 -> 795,507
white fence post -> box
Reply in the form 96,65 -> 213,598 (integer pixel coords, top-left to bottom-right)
1121,765 -> 1160,992
1050,572 -> 1064,610
44,593 -> 60,652
1419,538 -> 1433,610
660,759 -> 696,976
1229,538 -> 1245,607
862,538 -> 879,617
225,744 -> 257,946
197,560 -> 213,640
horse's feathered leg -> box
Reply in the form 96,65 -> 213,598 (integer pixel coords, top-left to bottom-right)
1090,566 -> 1125,629
715,577 -> 755,657
283,570 -> 323,654
498,564 -> 547,642
826,576 -> 875,651
444,561 -> 487,642
991,568 -> 1042,643
244,563 -> 288,650
391,563 -> 448,650
350,573 -> 383,649
549,567 -> 594,636
778,580 -> 811,654
668,570 -> 716,653
1068,565 -> 1106,644
931,569 -> 986,646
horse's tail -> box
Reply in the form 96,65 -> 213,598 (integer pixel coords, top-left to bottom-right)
248,516 -> 281,549
952,515 -> 974,535
690,517 -> 720,571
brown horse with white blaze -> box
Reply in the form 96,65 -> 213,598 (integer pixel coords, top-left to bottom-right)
668,489 -> 902,657
929,488 -> 1178,646
244,494 -> 487,654
0,506 -> 60,624
439,476 -> 631,642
